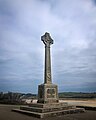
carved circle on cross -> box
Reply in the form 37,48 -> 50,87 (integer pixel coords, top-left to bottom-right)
41,32 -> 53,46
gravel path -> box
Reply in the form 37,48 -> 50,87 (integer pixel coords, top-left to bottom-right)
0,104 -> 96,120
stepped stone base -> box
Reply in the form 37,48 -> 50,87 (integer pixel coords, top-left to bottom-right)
12,102 -> 85,118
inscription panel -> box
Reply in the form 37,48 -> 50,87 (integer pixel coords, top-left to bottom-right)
46,88 -> 56,98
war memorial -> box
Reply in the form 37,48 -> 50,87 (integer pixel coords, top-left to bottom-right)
12,32 -> 85,118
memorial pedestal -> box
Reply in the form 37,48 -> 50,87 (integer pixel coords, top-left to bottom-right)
37,83 -> 59,103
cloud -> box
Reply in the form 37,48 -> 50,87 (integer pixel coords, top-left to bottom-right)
0,0 -> 96,93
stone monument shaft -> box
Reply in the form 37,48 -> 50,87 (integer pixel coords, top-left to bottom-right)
38,32 -> 58,103
41,32 -> 53,84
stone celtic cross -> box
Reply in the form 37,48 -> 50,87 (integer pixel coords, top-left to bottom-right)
41,32 -> 53,84
38,32 -> 58,103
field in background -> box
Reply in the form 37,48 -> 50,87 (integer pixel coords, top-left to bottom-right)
0,92 -> 96,105
59,92 -> 96,99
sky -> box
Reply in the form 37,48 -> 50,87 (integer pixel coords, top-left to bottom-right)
0,0 -> 96,93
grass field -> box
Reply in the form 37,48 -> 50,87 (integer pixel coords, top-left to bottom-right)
60,99 -> 96,107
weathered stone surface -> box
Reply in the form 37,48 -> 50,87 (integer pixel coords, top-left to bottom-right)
12,107 -> 85,118
41,32 -> 53,84
20,104 -> 75,113
29,102 -> 68,108
37,84 -> 58,103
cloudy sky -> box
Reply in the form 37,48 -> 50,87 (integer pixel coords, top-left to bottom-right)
0,0 -> 96,93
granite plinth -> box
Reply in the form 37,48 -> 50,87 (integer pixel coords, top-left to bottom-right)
12,102 -> 85,118
38,84 -> 59,104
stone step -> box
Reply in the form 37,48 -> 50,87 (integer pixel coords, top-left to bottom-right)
12,108 -> 85,118
29,102 -> 68,108
20,105 -> 76,113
